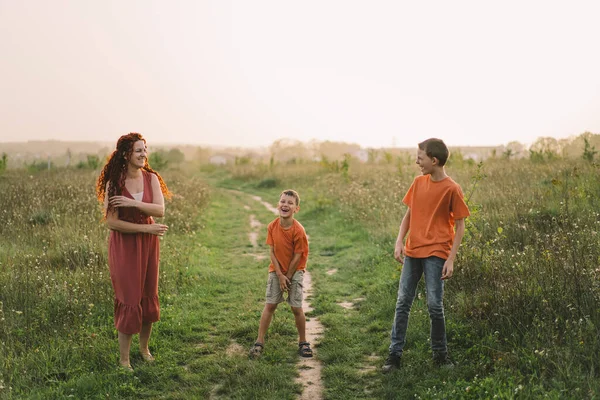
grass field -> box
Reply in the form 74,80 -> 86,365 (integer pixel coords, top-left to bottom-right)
1,154 -> 599,399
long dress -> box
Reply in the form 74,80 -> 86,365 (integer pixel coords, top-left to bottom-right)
108,170 -> 160,335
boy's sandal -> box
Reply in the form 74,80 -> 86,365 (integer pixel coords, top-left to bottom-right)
249,342 -> 264,358
298,341 -> 313,358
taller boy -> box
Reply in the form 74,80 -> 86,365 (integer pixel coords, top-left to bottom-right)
383,138 -> 470,373
250,189 -> 313,358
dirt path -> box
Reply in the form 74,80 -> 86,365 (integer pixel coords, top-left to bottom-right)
250,194 -> 325,400
246,214 -> 267,261
295,268 -> 325,399
251,195 -> 279,215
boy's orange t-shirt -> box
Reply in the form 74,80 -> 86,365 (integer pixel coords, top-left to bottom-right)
403,175 -> 470,260
266,218 -> 309,274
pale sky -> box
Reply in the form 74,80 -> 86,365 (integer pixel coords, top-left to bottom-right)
1,1 -> 599,149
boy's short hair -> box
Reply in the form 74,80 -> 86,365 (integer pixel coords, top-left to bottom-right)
280,189 -> 300,205
418,138 -> 449,166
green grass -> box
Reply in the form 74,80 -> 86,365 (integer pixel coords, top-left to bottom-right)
2,157 -> 600,399
213,158 -> 600,399
0,171 -> 303,399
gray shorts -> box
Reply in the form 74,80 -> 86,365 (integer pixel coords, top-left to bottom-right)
265,270 -> 304,308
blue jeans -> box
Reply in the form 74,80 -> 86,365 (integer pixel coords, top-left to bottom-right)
389,256 -> 447,357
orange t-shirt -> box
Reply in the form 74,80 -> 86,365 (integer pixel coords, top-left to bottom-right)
403,175 -> 470,260
266,218 -> 309,274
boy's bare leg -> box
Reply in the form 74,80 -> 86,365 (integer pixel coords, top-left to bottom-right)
291,306 -> 306,343
118,331 -> 133,367
257,303 -> 278,343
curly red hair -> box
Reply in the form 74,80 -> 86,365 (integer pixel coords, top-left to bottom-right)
96,133 -> 172,216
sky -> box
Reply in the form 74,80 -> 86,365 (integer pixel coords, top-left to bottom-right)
1,1 -> 599,149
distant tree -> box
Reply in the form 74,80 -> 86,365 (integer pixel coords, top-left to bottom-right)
167,148 -> 185,165
270,139 -> 310,162
87,154 -> 100,169
582,137 -> 597,162
557,138 -> 571,156
448,150 -> 465,166
26,159 -> 51,173
147,148 -> 185,169
341,153 -> 351,179
383,151 -> 393,164
0,153 -> 7,174
395,156 -> 404,177
562,131 -> 600,158
195,147 -> 212,164
319,154 -> 340,172
77,154 -> 100,170
367,149 -> 378,163
317,141 -> 361,161
98,147 -> 111,160
65,148 -> 72,167
528,149 -> 546,163
504,141 -> 525,159
235,156 -> 251,165
149,152 -> 168,170
530,137 -> 561,159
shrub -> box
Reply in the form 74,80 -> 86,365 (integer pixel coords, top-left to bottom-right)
0,153 -> 7,174
257,177 -> 278,188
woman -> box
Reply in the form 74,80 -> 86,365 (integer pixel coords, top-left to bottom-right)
96,132 -> 171,370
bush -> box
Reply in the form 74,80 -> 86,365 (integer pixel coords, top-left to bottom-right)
0,153 -> 7,174
149,152 -> 169,170
26,159 -> 51,173
75,155 -> 101,170
257,177 -> 278,188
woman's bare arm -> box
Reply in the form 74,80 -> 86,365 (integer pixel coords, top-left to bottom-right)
104,181 -> 168,235
108,174 -> 165,217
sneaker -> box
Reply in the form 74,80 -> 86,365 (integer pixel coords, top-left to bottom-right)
433,353 -> 454,368
381,354 -> 401,374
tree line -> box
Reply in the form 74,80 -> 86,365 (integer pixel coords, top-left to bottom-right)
0,132 -> 598,173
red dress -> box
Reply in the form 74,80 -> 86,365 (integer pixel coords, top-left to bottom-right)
108,170 -> 160,334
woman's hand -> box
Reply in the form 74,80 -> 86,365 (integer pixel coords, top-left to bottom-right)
146,224 -> 169,236
109,196 -> 136,208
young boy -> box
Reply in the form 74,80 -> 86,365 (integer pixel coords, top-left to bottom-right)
382,138 -> 470,373
249,189 -> 313,358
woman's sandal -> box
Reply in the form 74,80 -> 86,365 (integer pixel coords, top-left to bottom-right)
298,341 -> 313,358
249,342 -> 264,358
119,362 -> 134,372
140,352 -> 155,362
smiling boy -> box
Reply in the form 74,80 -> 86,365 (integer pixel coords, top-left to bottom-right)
250,189 -> 312,358
382,138 -> 470,372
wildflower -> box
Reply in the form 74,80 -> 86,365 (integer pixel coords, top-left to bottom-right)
514,384 -> 523,393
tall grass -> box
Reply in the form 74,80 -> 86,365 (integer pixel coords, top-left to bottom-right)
0,168 -> 209,397
222,155 -> 600,393
2,155 -> 598,396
